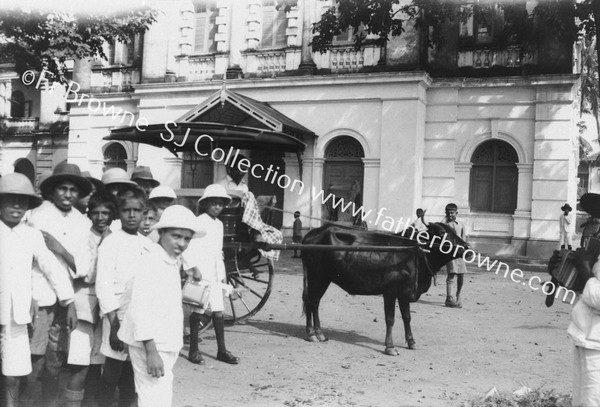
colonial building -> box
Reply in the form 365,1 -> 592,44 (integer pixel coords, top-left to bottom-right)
39,0 -> 580,257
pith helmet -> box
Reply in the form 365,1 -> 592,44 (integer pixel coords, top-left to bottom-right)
148,185 -> 177,200
152,205 -> 206,236
101,168 -> 137,186
40,162 -> 92,198
0,173 -> 43,209
198,184 -> 232,205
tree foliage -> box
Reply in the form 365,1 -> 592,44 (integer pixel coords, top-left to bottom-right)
0,8 -> 158,84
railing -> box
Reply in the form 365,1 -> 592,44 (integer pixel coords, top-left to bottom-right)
255,51 -> 286,77
187,55 -> 216,81
457,46 -> 536,69
0,117 -> 39,132
91,67 -> 140,92
329,47 -> 365,73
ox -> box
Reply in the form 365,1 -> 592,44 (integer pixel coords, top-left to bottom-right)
301,222 -> 471,355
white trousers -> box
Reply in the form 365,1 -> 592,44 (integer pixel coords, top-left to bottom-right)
573,345 -> 600,406
129,346 -> 178,407
560,232 -> 573,247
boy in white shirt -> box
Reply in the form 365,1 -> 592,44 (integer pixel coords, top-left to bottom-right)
119,205 -> 204,407
0,174 -> 74,407
95,186 -> 151,407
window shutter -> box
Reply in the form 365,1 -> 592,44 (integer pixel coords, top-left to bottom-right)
195,13 -> 208,52
207,10 -> 217,52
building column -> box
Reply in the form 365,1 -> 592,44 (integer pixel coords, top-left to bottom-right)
362,158 -> 380,227
310,157 -> 325,228
163,156 -> 183,189
298,0 -> 316,74
513,163 -> 533,254
454,162 -> 472,213
282,156 -> 301,232
87,159 -> 105,179
226,0 -> 244,78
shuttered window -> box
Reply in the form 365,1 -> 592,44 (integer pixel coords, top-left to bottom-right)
194,1 -> 217,53
261,0 -> 287,48
469,140 -> 518,213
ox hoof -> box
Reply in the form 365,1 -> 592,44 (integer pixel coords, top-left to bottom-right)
316,333 -> 328,342
407,340 -> 416,350
384,347 -> 399,356
306,335 -> 319,343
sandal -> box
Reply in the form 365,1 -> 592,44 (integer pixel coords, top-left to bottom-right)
217,351 -> 240,364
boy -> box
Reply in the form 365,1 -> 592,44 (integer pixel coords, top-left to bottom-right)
560,203 -> 573,250
138,207 -> 158,238
183,184 -> 239,365
0,173 -> 74,407
411,208 -> 428,232
64,191 -> 117,407
119,205 -> 204,407
130,166 -> 159,197
95,186 -> 152,407
292,211 -> 302,258
442,203 -> 467,308
28,162 -> 92,406
148,186 -> 176,219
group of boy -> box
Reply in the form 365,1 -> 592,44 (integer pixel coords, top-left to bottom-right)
0,162 -> 194,407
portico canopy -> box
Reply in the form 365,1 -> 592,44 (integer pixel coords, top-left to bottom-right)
104,87 -> 314,156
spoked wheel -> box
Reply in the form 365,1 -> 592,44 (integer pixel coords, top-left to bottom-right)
223,252 -> 274,325
197,248 -> 274,334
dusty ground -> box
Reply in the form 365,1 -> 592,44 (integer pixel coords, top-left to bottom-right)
173,254 -> 573,407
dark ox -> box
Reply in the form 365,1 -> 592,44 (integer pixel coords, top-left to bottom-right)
301,222 -> 471,355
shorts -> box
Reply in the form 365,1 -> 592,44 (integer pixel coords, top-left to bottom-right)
129,346 -> 178,407
100,316 -> 129,361
68,320 -> 104,366
1,322 -> 32,376
29,305 -> 55,356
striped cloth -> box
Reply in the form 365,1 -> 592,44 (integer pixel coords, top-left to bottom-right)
242,191 -> 282,261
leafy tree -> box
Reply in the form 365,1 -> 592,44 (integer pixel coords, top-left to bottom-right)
0,8 -> 158,84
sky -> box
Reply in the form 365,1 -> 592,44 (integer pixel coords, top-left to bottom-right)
0,0 -> 153,14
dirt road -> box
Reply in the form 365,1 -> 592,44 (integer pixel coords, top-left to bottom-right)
173,255 -> 572,407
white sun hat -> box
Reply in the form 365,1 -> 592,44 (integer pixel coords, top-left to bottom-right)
151,205 -> 206,236
101,168 -> 137,186
149,185 -> 177,200
198,184 -> 232,205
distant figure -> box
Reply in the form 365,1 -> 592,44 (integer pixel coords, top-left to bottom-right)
581,215 -> 600,249
411,208 -> 428,232
560,203 -> 573,251
292,211 -> 302,258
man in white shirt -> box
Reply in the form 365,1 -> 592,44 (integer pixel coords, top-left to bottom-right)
0,173 -> 75,407
216,154 -> 249,194
27,162 -> 92,406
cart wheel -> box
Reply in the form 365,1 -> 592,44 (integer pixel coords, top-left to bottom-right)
224,256 -> 274,326
196,252 -> 274,335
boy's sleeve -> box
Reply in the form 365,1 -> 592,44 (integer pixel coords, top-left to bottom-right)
33,230 -> 74,304
95,237 -> 119,315
582,277 -> 600,311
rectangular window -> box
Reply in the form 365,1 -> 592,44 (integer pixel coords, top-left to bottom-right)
459,2 -> 507,45
261,0 -> 287,48
194,1 -> 217,53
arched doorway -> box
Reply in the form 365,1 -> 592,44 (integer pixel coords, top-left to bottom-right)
14,158 -> 35,184
103,143 -> 128,171
323,136 -> 365,224
469,139 -> 518,213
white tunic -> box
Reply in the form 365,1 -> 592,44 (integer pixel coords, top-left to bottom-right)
182,213 -> 227,312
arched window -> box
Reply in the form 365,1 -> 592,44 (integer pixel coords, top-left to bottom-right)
469,140 -> 518,213
10,91 -> 25,118
261,0 -> 287,48
193,1 -> 217,53
14,158 -> 35,184
103,143 -> 128,171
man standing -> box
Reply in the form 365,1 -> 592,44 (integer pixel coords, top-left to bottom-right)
28,162 -> 93,406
